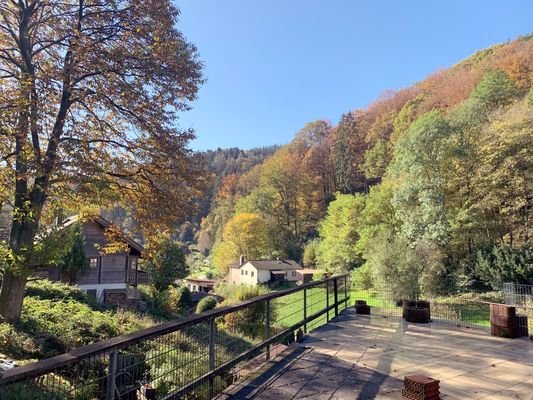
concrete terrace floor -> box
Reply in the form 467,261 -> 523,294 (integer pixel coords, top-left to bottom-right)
219,309 -> 533,400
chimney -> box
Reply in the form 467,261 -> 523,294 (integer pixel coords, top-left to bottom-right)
239,255 -> 245,266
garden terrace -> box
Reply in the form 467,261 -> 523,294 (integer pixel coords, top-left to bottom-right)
220,310 -> 533,400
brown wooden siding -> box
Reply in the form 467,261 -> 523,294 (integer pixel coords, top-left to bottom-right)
39,220 -> 142,285
100,255 -> 128,283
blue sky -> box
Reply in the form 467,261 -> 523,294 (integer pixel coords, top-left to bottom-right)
176,1 -> 533,151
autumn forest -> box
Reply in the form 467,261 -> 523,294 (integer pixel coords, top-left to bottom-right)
190,36 -> 533,290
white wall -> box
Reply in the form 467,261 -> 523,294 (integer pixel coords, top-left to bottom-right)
239,262 -> 259,285
78,283 -> 128,303
257,269 -> 271,284
286,270 -> 299,281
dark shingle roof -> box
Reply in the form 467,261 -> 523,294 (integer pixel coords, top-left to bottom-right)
246,260 -> 301,271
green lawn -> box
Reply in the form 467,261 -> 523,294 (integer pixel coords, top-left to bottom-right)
273,287 -> 339,330
269,286 -> 497,332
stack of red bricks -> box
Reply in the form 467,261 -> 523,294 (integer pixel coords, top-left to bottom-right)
402,375 -> 440,400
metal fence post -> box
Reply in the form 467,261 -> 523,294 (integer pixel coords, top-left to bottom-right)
303,287 -> 307,333
326,281 -> 330,322
208,317 -> 216,398
344,275 -> 348,309
266,300 -> 271,361
334,278 -> 339,317
106,351 -> 118,400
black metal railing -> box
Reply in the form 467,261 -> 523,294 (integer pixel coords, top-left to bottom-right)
0,274 -> 349,400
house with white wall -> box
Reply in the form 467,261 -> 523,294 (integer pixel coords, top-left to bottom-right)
229,259 -> 314,286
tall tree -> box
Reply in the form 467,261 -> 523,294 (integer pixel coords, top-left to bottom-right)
213,213 -> 272,275
316,193 -> 365,272
0,0 -> 205,322
333,113 -> 356,194
390,110 -> 451,245
145,236 -> 188,293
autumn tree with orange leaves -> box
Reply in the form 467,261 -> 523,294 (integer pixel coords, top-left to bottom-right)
0,0 -> 206,322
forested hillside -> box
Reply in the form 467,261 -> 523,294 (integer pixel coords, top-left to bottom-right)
199,36 -> 533,287
179,146 -> 279,245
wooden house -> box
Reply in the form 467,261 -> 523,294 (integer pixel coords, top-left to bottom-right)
41,215 -> 148,304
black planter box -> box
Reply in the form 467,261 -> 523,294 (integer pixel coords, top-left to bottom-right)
356,304 -> 371,315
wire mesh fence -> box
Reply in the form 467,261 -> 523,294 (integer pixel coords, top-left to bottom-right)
0,274 -> 350,400
503,282 -> 533,307
350,278 -> 517,331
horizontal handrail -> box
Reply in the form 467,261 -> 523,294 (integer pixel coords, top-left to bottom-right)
0,273 -> 349,385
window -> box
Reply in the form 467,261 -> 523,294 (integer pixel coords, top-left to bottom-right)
292,271 -> 296,277
89,258 -> 98,269
241,269 -> 244,275
251,271 -> 254,277
245,270 -> 248,275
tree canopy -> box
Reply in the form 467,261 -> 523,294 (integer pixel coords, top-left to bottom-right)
0,0 -> 205,321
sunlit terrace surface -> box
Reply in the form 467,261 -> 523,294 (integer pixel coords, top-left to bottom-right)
219,309 -> 533,400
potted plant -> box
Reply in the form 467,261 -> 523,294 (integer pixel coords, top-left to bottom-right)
403,300 -> 431,323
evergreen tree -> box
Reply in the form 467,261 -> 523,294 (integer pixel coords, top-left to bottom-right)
470,70 -> 519,108
58,224 -> 89,284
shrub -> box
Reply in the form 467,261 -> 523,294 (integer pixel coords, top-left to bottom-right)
363,232 -> 444,301
351,264 -> 373,290
25,280 -> 90,303
475,244 -> 533,289
196,296 -> 217,313
0,323 -> 39,359
221,285 -> 273,339
167,286 -> 192,314
19,298 -> 120,355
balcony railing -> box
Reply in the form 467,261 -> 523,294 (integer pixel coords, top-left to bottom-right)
127,269 -> 150,285
0,274 -> 350,400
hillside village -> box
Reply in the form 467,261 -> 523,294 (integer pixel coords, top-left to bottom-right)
0,2 -> 532,399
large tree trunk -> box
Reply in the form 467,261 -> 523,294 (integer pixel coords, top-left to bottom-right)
0,271 -> 28,323
0,203 -> 44,322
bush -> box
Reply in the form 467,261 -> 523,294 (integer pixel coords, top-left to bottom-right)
475,244 -> 533,289
1,281 -> 157,363
221,285 -> 273,339
351,264 -> 373,290
19,298 -> 120,353
167,286 -> 192,314
196,296 -> 217,313
363,232 -> 444,301
0,323 -> 39,359
25,280 -> 91,303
